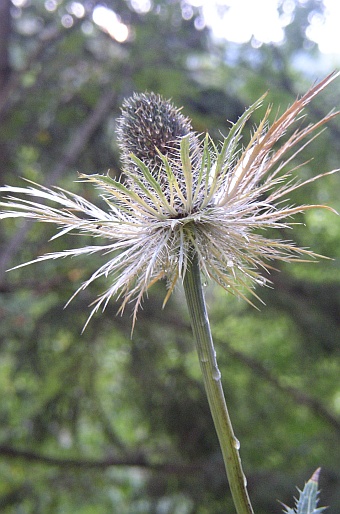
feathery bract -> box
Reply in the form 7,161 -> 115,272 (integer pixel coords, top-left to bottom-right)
0,74 -> 338,327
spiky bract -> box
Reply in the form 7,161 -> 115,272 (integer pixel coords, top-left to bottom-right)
0,74 -> 338,327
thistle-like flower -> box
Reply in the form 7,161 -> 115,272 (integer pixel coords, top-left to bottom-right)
117,92 -> 198,170
0,74 -> 338,328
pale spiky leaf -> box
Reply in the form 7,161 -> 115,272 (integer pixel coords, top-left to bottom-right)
282,469 -> 327,514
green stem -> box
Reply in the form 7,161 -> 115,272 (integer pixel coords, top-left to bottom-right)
183,251 -> 254,514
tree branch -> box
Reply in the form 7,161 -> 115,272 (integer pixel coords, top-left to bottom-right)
0,444 -> 203,474
222,341 -> 340,434
0,21 -> 80,120
0,0 -> 11,94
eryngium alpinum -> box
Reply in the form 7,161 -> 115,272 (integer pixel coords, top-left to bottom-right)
0,74 -> 339,328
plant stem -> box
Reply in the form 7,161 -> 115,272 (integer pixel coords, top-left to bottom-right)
183,250 -> 254,514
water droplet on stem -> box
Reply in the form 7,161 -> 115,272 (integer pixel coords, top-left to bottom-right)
233,437 -> 240,450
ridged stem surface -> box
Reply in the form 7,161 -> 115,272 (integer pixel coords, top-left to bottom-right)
183,250 -> 254,514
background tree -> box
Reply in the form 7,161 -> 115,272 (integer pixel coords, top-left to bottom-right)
0,0 -> 339,512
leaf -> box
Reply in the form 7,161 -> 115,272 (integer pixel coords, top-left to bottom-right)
282,468 -> 327,514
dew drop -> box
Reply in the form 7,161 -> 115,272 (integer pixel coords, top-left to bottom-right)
212,367 -> 221,381
233,437 -> 240,450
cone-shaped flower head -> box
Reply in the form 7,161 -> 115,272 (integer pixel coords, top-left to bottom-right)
117,92 -> 201,194
0,74 -> 339,328
117,91 -> 194,168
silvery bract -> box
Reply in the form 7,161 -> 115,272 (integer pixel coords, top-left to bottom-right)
0,74 -> 338,328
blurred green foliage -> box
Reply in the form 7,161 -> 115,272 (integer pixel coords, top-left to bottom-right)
0,0 -> 340,512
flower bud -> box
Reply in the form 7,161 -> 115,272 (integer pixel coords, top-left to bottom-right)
117,92 -> 198,174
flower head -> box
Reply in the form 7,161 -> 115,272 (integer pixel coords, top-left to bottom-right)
0,74 -> 339,328
117,91 -> 195,169
116,91 -> 202,193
